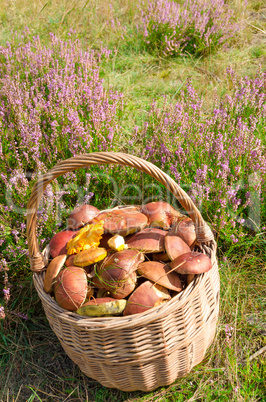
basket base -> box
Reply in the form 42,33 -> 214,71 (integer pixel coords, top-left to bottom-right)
33,244 -> 220,392
51,316 -> 217,392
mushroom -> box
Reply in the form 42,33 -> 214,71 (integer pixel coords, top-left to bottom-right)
68,204 -> 100,230
152,252 -> 170,263
65,254 -> 77,267
93,209 -> 148,236
108,271 -> 137,299
98,249 -> 145,277
141,201 -> 181,230
137,261 -> 182,292
123,280 -> 171,316
44,254 -> 67,293
170,252 -> 212,274
76,297 -> 127,317
116,205 -> 141,212
65,253 -> 95,273
107,234 -> 127,251
73,247 -> 107,267
66,220 -> 104,255
54,266 -> 88,311
49,230 -> 77,258
92,275 -> 106,289
95,250 -> 143,296
169,217 -> 196,248
164,234 -> 190,261
126,228 -> 167,253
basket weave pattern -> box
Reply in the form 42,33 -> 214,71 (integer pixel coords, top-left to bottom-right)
27,152 -> 220,392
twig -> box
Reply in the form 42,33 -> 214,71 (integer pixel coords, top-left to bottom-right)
246,22 -> 266,35
248,345 -> 266,363
239,345 -> 266,367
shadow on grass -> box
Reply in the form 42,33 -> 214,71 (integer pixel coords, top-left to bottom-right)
1,295 -> 144,401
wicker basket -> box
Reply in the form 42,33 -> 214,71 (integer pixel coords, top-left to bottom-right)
27,152 -> 220,392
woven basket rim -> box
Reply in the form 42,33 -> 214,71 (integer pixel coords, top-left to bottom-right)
27,152 -> 215,273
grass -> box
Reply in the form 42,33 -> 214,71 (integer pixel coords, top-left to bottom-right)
0,0 -> 266,401
1,249 -> 265,401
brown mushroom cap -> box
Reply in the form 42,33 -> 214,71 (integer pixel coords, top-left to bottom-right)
123,280 -> 170,316
170,252 -> 212,274
152,252 -> 170,263
66,253 -> 95,273
165,234 -> 191,261
95,250 -> 143,296
169,218 -> 196,248
93,209 -> 148,236
44,254 -> 67,293
141,201 -> 181,230
76,297 -> 127,317
137,261 -> 182,292
98,249 -> 145,278
54,266 -> 88,311
116,205 -> 141,212
92,275 -> 106,289
109,271 -> 137,299
68,204 -> 100,230
126,228 -> 167,253
73,247 -> 107,267
65,254 -> 77,267
49,230 -> 77,258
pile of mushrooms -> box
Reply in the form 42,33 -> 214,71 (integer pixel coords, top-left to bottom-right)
44,202 -> 212,317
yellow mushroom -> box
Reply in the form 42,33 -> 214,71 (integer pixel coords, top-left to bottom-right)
66,220 -> 104,255
73,247 -> 107,267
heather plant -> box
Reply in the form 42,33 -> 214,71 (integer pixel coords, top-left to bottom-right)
0,31 -> 123,170
0,33 -> 125,318
0,31 -> 123,248
138,0 -> 240,57
132,68 -> 266,246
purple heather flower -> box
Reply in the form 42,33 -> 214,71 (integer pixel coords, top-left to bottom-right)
3,288 -> 10,295
11,311 -> 29,320
138,0 -> 240,57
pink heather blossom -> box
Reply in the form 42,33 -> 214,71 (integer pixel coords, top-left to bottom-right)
138,0 -> 240,57
132,69 -> 266,241
225,324 -> 234,345
0,33 -> 123,262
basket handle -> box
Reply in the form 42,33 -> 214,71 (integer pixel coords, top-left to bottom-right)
27,152 -> 214,272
